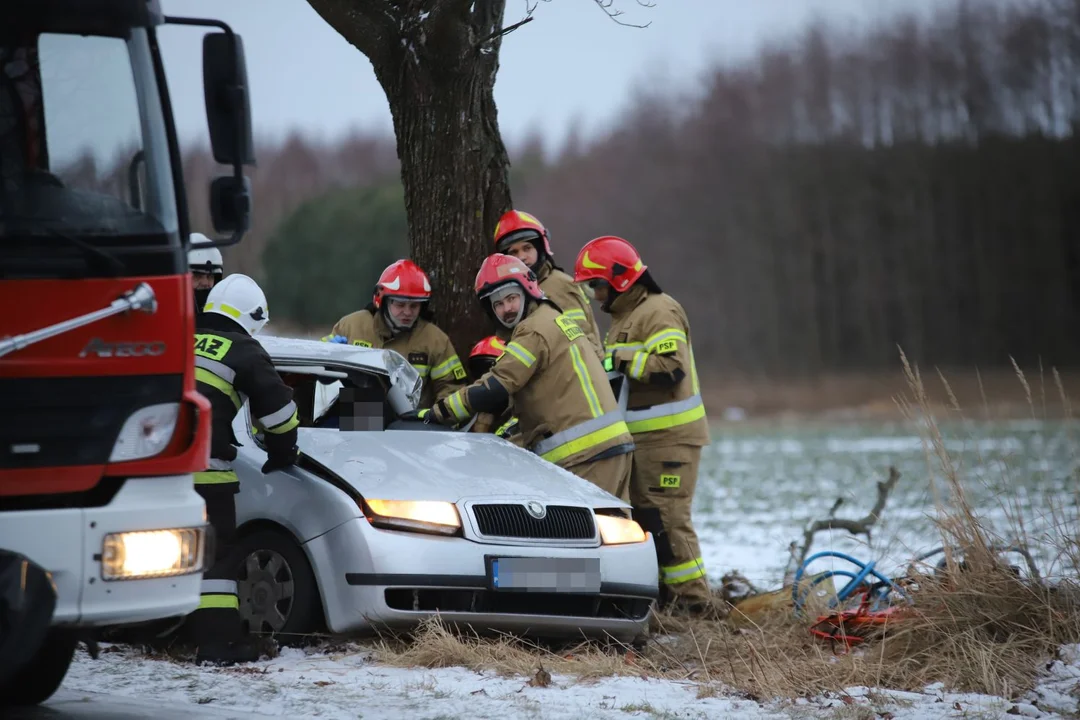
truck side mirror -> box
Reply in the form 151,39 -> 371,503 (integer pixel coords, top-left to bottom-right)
210,175 -> 252,235
203,32 -> 254,167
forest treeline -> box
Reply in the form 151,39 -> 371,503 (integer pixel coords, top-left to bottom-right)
73,0 -> 1080,377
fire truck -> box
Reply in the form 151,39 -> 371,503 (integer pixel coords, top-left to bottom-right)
0,0 -> 254,705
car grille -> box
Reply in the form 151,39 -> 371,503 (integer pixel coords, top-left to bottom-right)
470,503 -> 595,540
384,588 -> 652,621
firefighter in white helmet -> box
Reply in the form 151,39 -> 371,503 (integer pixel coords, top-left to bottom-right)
189,232 -> 224,315
187,273 -> 299,665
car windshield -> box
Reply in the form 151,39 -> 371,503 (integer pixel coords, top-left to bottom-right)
0,30 -> 179,254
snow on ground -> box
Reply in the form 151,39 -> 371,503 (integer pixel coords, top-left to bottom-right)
58,419 -> 1080,717
60,641 -> 1080,719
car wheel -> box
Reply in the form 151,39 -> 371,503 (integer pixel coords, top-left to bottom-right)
0,629 -> 78,706
235,529 -> 323,644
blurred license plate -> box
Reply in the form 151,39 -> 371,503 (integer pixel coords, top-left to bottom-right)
489,556 -> 601,593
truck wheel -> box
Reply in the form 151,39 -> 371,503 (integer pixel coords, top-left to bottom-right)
235,529 -> 324,645
0,628 -> 78,706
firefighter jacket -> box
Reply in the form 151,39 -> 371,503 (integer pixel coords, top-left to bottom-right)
605,284 -> 710,450
438,301 -> 633,470
493,261 -> 604,362
194,313 -> 300,481
328,308 -> 467,408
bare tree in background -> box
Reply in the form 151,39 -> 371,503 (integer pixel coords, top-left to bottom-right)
305,0 -> 655,351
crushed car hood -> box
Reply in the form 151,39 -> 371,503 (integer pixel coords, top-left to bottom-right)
296,428 -> 628,508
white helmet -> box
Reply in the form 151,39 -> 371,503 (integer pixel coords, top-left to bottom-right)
203,273 -> 270,336
188,233 -> 223,277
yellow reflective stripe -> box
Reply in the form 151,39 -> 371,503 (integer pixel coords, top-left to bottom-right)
563,308 -> 587,321
645,328 -> 687,351
413,364 -> 431,378
265,409 -> 299,434
198,593 -> 240,610
447,392 -> 470,421
203,301 -> 242,319
430,355 -> 463,380
606,341 -> 645,353
194,470 -> 238,485
540,419 -> 630,465
661,557 -> 706,584
629,350 -> 648,380
625,401 -> 706,434
504,342 -> 536,368
568,345 -> 603,417
195,367 -> 242,410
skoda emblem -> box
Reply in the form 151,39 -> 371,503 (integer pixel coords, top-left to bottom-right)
526,501 -> 546,520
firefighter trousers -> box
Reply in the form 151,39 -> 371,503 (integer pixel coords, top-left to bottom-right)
629,444 -> 710,605
567,450 -> 632,503
187,479 -> 245,648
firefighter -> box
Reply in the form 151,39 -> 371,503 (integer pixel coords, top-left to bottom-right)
573,235 -> 712,615
410,254 -> 634,501
324,259 -> 467,407
493,210 -> 604,360
188,232 -> 223,314
467,336 -> 519,442
190,273 -> 300,664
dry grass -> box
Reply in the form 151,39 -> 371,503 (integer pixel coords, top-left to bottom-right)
362,352 -> 1080,702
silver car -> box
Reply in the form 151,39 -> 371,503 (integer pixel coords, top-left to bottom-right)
227,336 -> 658,644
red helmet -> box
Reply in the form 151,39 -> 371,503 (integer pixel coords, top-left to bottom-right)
493,210 -> 554,257
468,335 -> 506,378
573,236 -> 647,293
373,259 -> 432,309
474,253 -> 545,303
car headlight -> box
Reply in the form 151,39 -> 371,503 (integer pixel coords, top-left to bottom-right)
110,403 -> 179,462
365,499 -> 461,536
596,514 -> 647,545
101,527 -> 206,581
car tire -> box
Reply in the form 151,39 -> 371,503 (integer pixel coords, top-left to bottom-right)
234,529 -> 324,645
0,628 -> 78,706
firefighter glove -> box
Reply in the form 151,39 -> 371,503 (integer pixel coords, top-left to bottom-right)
262,446 -> 299,474
400,409 -> 434,424
322,334 -> 349,344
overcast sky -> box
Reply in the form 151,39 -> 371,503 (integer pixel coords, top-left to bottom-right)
154,0 -> 948,153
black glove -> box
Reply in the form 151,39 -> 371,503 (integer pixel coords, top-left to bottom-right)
399,409 -> 434,424
262,446 -> 299,474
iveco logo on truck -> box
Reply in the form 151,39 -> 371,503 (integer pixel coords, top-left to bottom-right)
79,337 -> 166,358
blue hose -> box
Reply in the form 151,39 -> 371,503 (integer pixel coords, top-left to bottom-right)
792,551 -> 912,617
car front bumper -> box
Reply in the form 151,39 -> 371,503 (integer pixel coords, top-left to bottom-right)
306,516 -> 659,641
0,474 -> 207,627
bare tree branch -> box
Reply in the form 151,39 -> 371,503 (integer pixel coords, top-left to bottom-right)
591,0 -> 652,29
783,466 -> 903,582
474,15 -> 534,50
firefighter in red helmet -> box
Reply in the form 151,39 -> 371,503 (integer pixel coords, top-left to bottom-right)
493,210 -> 604,360
574,235 -> 712,616
409,254 -> 634,501
467,336 -> 520,443
324,259 -> 466,407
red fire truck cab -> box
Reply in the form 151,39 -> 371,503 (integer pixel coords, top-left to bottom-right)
0,0 -> 255,705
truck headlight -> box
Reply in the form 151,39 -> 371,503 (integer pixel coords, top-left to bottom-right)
101,528 -> 205,581
110,403 -> 180,462
596,514 -> 647,545
365,499 -> 461,536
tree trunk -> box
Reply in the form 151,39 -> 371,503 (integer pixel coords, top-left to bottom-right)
307,0 -> 513,356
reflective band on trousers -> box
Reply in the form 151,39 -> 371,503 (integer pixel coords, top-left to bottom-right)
661,557 -> 706,585
530,411 -> 630,465
198,594 -> 239,610
624,394 -> 706,435
194,470 -> 239,485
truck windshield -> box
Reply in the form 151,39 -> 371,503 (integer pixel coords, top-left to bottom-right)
0,29 -> 180,276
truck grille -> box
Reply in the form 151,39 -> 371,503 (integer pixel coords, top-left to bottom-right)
0,374 -> 183,470
470,504 -> 595,540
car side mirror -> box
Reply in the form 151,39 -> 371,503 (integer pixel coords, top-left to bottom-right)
203,32 -> 254,167
209,174 -> 252,235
